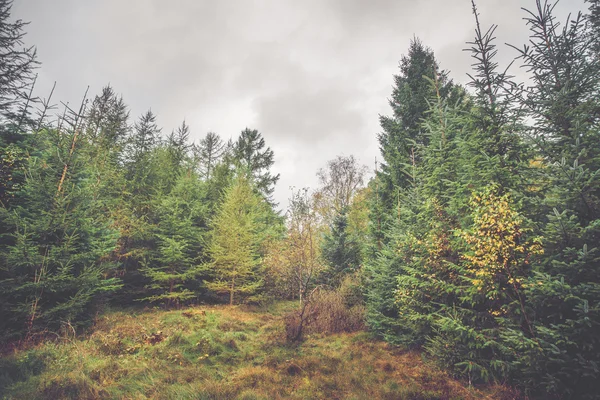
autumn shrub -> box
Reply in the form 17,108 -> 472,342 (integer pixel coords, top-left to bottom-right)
285,282 -> 365,341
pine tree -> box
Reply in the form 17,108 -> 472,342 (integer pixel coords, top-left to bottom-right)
231,128 -> 280,201
377,38 -> 454,207
0,0 -> 38,133
0,122 -> 121,340
505,2 -> 600,396
207,174 -> 264,305
321,208 -> 361,286
194,131 -> 227,180
0,0 -> 38,205
140,174 -> 209,307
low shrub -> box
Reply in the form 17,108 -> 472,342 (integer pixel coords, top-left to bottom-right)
285,285 -> 365,341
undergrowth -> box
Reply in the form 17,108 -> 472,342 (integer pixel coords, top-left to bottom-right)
0,302 -> 518,399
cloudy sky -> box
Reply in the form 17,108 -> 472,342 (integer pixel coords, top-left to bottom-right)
13,0 -> 586,208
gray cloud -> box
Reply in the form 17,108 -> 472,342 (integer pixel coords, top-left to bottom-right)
13,0 -> 587,208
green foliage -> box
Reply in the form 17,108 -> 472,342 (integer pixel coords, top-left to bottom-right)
194,131 -> 228,180
376,38 -> 457,207
0,303 -> 512,400
365,1 -> 600,398
140,173 -> 210,306
231,128 -> 280,202
0,128 -> 121,340
207,174 -> 266,305
321,208 -> 362,286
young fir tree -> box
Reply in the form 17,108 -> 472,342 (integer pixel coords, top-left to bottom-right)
365,75 -> 470,345
0,0 -> 37,133
140,173 -> 209,307
364,40 -> 459,342
166,120 -> 192,170
85,85 -> 130,148
0,0 -> 38,205
320,208 -> 361,286
82,85 -> 130,217
0,122 -> 121,340
502,2 -> 600,396
207,174 -> 264,305
115,110 -> 164,301
389,1 -> 533,382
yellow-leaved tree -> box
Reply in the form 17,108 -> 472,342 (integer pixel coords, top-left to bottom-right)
460,185 -> 543,324
207,174 -> 264,305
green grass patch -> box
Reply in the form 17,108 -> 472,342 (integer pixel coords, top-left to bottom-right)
0,303 -> 517,399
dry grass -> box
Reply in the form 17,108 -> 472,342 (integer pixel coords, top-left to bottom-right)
0,302 -> 520,399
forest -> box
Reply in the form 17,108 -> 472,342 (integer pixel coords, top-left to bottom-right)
1,0 -> 599,398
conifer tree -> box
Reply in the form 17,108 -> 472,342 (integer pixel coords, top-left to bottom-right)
0,0 -> 37,133
115,110 -> 164,301
377,38 -> 454,206
505,2 -> 600,396
207,174 -> 264,305
0,0 -> 38,205
231,128 -> 279,201
86,85 -> 130,147
0,120 -> 121,340
140,174 -> 209,306
166,120 -> 192,170
195,131 -> 227,180
320,209 -> 361,286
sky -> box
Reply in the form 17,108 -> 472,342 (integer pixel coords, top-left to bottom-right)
13,0 -> 587,209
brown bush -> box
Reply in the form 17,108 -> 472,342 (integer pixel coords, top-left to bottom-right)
285,287 -> 365,342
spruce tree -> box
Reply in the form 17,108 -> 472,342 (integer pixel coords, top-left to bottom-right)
506,2 -> 600,396
166,120 -> 192,170
0,123 -> 121,340
0,0 -> 37,133
231,128 -> 280,201
0,0 -> 38,205
377,38 -> 454,207
140,174 -> 209,307
321,208 -> 361,286
195,131 -> 227,180
86,85 -> 130,147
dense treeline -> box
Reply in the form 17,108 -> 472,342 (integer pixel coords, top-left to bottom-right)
0,0 -> 599,398
365,1 -> 600,398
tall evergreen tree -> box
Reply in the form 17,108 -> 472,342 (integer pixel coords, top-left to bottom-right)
231,128 -> 280,201
505,2 -> 600,396
377,38 -> 453,205
194,131 -> 227,180
0,0 -> 38,205
140,174 -> 209,307
0,124 -> 121,340
167,120 -> 192,170
0,0 -> 37,133
85,85 -> 130,147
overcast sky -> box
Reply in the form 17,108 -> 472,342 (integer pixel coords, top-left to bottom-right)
13,0 -> 586,208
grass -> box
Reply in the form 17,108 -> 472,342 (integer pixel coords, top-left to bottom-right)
0,302 -> 519,399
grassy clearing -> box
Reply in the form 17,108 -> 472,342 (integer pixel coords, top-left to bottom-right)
0,302 -> 518,399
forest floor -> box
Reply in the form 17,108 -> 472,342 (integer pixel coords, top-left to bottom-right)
0,302 -> 519,399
